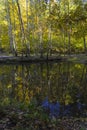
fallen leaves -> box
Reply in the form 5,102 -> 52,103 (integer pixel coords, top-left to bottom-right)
0,107 -> 87,130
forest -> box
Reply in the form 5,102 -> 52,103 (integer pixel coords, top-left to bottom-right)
0,0 -> 87,130
0,0 -> 87,57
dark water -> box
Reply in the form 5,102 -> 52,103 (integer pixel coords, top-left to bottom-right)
0,62 -> 87,117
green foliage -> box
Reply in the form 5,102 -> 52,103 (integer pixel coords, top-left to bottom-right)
0,0 -> 87,55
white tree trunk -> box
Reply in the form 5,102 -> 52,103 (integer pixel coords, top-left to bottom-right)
5,0 -> 14,55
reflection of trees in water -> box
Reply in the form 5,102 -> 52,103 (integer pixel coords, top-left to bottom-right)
0,63 -> 87,106
80,65 -> 87,104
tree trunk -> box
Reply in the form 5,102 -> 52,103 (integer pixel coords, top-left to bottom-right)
12,0 -> 17,56
16,0 -> 29,56
48,25 -> 52,56
47,1 -> 52,57
68,31 -> 71,55
83,36 -> 86,54
67,0 -> 71,55
39,26 -> 43,58
26,0 -> 30,56
61,28 -> 66,56
5,0 -> 14,55
38,1 -> 43,58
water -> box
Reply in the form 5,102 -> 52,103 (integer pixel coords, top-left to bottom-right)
0,62 -> 87,117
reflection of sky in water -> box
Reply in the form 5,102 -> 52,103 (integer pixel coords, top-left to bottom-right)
42,97 -> 86,117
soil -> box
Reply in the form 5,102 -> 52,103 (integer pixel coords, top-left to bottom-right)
0,107 -> 87,130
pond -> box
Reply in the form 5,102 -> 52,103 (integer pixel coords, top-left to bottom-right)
0,62 -> 87,117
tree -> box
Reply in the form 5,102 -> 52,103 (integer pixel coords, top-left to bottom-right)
73,1 -> 87,53
5,0 -> 17,55
0,0 -> 87,55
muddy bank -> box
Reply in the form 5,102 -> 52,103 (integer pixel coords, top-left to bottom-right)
0,54 -> 87,64
0,55 -> 65,64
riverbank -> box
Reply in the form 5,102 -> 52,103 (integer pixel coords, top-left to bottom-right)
0,54 -> 87,64
0,55 -> 64,64
0,107 -> 87,130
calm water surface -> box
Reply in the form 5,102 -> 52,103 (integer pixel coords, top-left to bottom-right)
0,62 -> 87,117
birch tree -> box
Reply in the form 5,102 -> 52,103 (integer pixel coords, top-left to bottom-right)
5,0 -> 16,55
26,0 -> 30,55
16,0 -> 30,56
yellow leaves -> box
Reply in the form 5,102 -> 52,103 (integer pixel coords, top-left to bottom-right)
1,20 -> 8,26
3,97 -> 10,105
15,76 -> 21,82
65,94 -> 72,105
7,84 -> 12,88
24,90 -> 34,104
35,87 -> 41,94
75,64 -> 81,69
15,83 -> 37,104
